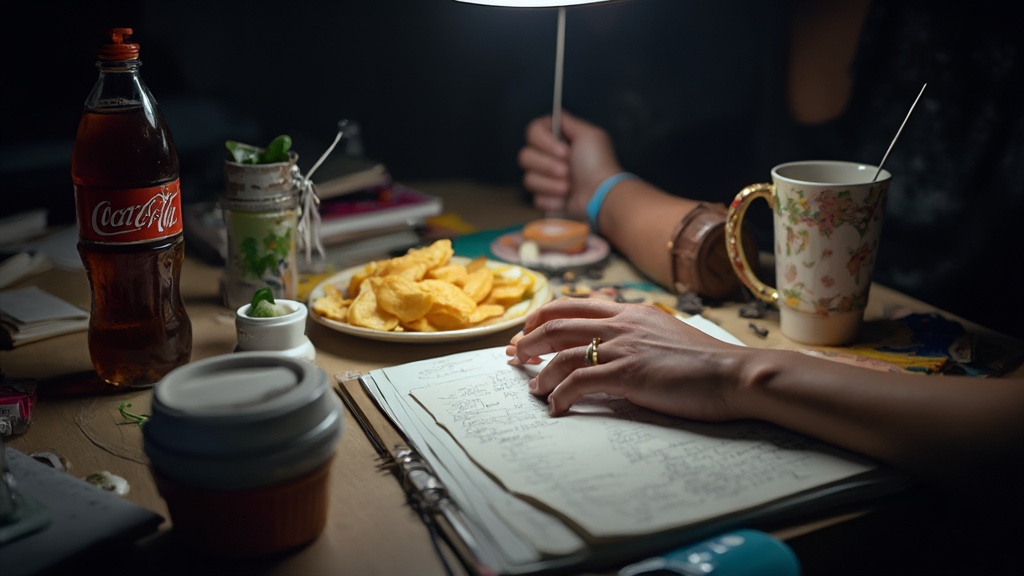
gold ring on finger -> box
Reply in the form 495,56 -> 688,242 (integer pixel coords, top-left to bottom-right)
585,337 -> 601,367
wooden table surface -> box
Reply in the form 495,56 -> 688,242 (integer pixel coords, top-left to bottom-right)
3,180 -> 1022,575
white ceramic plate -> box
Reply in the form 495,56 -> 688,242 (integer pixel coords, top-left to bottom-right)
307,257 -> 552,343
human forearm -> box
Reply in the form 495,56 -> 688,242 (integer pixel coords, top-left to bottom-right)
734,349 -> 1024,483
597,179 -> 700,288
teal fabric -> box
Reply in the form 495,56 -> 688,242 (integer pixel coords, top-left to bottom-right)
450,225 -> 522,260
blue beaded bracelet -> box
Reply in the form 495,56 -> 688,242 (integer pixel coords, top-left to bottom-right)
586,172 -> 637,229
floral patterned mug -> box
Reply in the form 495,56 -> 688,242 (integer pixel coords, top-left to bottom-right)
725,161 -> 891,345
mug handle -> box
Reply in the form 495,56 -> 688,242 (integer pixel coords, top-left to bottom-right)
725,183 -> 778,305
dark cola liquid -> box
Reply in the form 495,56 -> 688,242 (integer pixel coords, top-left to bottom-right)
73,106 -> 192,387
78,237 -> 192,386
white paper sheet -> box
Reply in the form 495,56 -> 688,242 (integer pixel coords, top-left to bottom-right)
364,315 -> 903,573
412,370 -> 874,538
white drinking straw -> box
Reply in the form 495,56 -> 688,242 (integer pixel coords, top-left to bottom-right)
874,83 -> 927,181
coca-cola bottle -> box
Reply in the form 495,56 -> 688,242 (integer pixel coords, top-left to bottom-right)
72,28 -> 192,387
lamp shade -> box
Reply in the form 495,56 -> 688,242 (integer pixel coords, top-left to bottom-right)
455,1 -> 615,7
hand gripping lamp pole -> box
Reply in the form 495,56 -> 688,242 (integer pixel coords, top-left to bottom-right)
454,1 -> 621,139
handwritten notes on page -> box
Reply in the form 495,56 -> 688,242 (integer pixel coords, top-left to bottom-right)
363,315 -> 905,573
411,369 -> 875,538
366,346 -> 587,567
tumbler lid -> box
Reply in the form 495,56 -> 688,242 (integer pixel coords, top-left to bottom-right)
143,353 -> 342,490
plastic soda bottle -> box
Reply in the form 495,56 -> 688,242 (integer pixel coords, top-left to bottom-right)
71,28 -> 192,387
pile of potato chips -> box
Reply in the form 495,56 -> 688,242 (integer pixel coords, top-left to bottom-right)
312,239 -> 542,332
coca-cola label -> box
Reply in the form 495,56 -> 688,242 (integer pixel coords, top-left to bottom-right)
75,179 -> 183,243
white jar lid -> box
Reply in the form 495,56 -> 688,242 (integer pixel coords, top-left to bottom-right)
143,352 -> 342,490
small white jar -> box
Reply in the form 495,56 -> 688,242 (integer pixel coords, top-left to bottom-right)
235,299 -> 316,363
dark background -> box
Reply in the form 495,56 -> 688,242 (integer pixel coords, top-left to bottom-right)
0,0 -> 770,224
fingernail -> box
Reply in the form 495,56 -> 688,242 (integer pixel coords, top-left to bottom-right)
528,377 -> 538,390
507,356 -> 522,366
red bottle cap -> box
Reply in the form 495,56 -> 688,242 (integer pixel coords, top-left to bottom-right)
98,27 -> 140,61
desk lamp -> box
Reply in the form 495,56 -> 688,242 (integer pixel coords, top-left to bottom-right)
455,0 -> 621,139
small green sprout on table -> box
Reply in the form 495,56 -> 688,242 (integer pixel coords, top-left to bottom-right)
117,401 -> 149,427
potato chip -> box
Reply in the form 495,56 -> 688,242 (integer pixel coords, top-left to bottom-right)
375,239 -> 454,281
401,317 -> 440,332
312,297 -> 349,322
343,240 -> 456,296
465,256 -> 488,273
462,267 -> 494,303
312,285 -> 351,322
347,279 -> 399,331
376,275 -> 434,323
346,260 -> 377,297
469,303 -> 506,324
426,263 -> 469,286
485,284 -> 528,307
424,309 -> 472,331
420,279 -> 477,316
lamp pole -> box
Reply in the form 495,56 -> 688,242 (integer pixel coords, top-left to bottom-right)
552,6 -> 566,139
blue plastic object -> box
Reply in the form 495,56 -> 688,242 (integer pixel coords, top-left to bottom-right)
618,529 -> 801,576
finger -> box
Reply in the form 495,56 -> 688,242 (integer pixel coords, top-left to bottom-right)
505,340 -> 519,363
525,116 -> 569,158
541,358 -> 627,417
506,350 -> 542,366
529,343 -> 602,396
556,110 -> 597,144
520,299 -> 624,336
518,146 -> 569,180
513,317 -> 600,364
506,332 -> 543,366
513,315 -> 618,366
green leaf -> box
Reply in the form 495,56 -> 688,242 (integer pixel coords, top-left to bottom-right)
226,135 -> 292,164
261,135 -> 292,164
251,286 -> 276,309
226,140 -> 263,164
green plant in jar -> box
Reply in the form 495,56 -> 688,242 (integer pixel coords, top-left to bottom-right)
226,134 -> 293,164
221,135 -> 300,309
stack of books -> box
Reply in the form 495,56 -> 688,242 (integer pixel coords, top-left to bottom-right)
309,155 -> 442,271
0,286 -> 89,347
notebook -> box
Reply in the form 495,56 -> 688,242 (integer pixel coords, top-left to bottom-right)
0,448 -> 163,576
340,315 -> 911,575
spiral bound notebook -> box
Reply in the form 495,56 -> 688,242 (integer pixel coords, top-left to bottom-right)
338,315 -> 912,576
